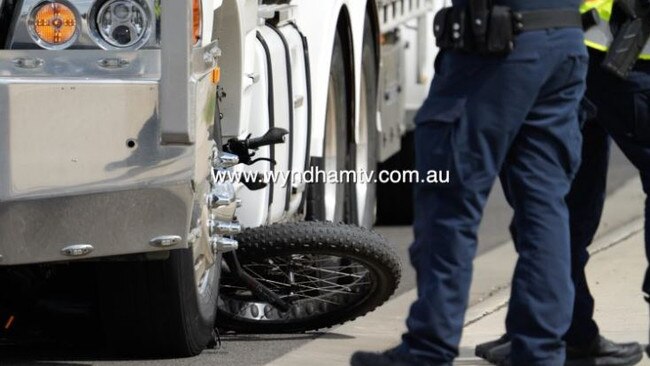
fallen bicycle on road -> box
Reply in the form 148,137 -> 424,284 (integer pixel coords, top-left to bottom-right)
217,222 -> 401,333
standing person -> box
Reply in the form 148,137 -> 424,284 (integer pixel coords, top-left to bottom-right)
476,1 -> 650,365
351,0 -> 587,365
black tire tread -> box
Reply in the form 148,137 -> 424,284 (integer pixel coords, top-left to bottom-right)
98,250 -> 216,357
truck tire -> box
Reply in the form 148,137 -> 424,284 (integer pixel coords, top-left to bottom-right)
306,30 -> 351,223
98,248 -> 220,357
355,14 -> 379,229
216,221 -> 401,333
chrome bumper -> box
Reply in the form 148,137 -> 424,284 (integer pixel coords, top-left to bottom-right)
0,49 -> 215,266
0,184 -> 194,266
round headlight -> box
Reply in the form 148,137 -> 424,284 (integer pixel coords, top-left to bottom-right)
30,2 -> 79,49
95,0 -> 151,49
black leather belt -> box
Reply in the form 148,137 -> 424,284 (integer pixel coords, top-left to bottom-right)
513,9 -> 584,33
434,5 -> 583,55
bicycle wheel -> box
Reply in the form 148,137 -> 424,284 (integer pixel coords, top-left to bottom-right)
217,221 -> 401,333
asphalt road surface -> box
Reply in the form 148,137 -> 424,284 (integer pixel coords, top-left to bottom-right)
0,146 -> 637,366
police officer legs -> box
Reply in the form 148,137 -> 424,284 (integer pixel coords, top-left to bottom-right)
565,49 -> 650,364
350,2 -> 587,364
476,48 -> 647,366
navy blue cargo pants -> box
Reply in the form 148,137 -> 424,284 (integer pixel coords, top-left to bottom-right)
561,49 -> 650,347
400,28 -> 587,365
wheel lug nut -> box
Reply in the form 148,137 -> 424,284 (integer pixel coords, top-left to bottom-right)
210,220 -> 242,236
210,236 -> 238,253
208,183 -> 236,208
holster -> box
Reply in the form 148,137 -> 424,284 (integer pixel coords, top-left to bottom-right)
487,6 -> 515,54
602,0 -> 650,78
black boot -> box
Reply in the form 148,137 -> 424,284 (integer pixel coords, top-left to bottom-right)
475,334 -> 510,359
565,336 -> 643,366
476,335 -> 642,366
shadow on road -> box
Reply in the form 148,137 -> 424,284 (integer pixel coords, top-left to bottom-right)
220,332 -> 354,343
0,342 -> 168,365
0,331 -> 355,365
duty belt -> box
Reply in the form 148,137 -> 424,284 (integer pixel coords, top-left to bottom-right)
434,5 -> 583,55
513,9 -> 584,32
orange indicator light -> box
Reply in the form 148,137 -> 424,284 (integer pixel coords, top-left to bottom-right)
193,0 -> 202,44
211,66 -> 221,85
33,2 -> 77,46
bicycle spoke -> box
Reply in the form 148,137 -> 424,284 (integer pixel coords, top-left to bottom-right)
219,251 -> 377,323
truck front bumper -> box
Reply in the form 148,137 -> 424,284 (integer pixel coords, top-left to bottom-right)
0,184 -> 193,266
0,50 -> 203,266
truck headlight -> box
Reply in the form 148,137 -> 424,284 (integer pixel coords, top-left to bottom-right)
29,1 -> 79,49
93,0 -> 151,49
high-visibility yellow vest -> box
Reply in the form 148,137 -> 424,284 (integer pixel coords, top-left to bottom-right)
581,0 -> 650,59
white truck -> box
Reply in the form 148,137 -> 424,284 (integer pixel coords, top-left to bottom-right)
0,0 -> 447,357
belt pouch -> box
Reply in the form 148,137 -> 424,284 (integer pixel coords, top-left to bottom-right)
450,7 -> 469,50
486,5 -> 514,54
434,7 -> 454,49
434,6 -> 470,50
469,0 -> 490,52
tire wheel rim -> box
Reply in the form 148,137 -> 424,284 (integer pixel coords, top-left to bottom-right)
194,253 -> 213,296
356,71 -> 371,225
192,204 -> 216,300
324,77 -> 340,222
